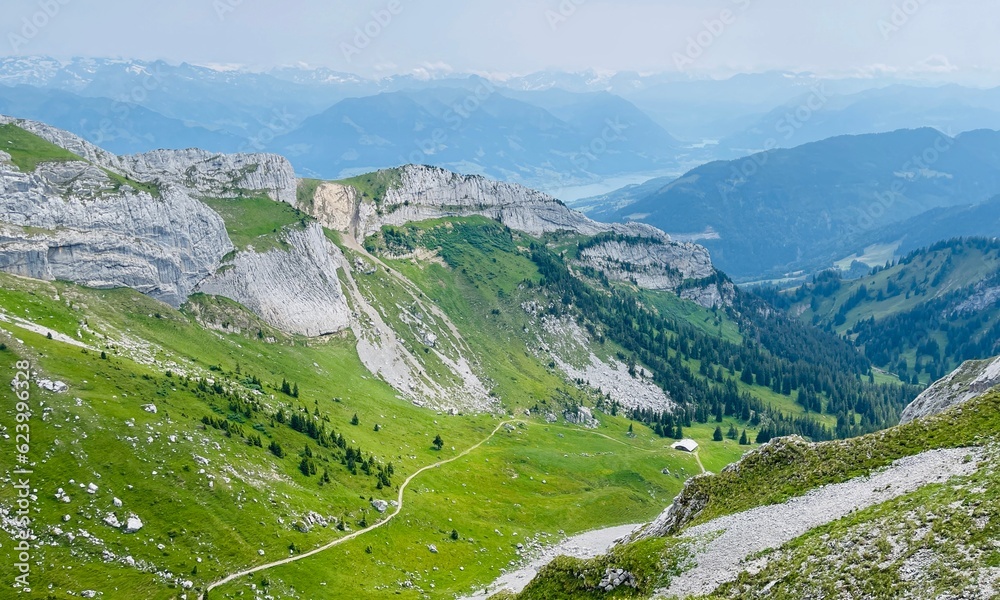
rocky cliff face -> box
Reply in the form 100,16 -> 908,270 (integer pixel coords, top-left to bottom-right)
195,224 -> 351,337
8,117 -> 300,205
304,165 -> 728,304
118,149 -> 299,205
0,116 -> 330,326
899,355 -> 1000,424
0,122 -> 233,307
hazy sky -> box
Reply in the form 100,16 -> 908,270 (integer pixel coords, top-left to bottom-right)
2,0 -> 998,80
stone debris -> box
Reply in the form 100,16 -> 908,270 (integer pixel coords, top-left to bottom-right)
122,515 -> 143,534
37,379 -> 69,393
371,499 -> 390,513
598,568 -> 638,592
661,447 -> 983,598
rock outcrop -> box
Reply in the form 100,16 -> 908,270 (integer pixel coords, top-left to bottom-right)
118,149 -> 298,205
0,127 -> 233,307
303,165 -> 728,303
900,355 -> 1000,424
195,224 -> 351,337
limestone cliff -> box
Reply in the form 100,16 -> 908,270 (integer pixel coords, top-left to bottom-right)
899,355 -> 1000,424
303,165 -> 728,304
0,119 -> 232,307
195,224 -> 351,337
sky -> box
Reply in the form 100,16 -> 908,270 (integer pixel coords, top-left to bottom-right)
1,0 -> 999,82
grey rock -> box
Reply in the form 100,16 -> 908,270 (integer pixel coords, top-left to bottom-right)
900,355 -> 1000,424
122,515 -> 143,534
195,224 -> 350,337
0,118 -> 234,307
564,406 -> 599,429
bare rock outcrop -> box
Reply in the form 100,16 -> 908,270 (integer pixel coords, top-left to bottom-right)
196,224 -> 350,337
304,165 -> 728,304
0,150 -> 232,307
119,149 -> 298,205
900,355 -> 1000,424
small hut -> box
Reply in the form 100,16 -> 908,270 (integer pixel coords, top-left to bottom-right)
671,439 -> 699,453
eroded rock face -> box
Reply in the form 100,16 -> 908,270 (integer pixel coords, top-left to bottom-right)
310,182 -> 361,233
900,355 -> 1000,424
308,165 -> 728,303
0,156 -> 232,307
119,149 -> 298,205
196,224 -> 351,337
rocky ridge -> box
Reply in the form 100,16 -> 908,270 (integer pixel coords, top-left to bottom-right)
304,165 -> 726,303
195,224 -> 351,337
899,354 -> 1000,424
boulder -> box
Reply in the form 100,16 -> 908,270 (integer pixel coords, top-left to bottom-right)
122,515 -> 143,534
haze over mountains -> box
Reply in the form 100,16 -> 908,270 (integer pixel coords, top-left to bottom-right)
5,57 -> 1000,197
579,128 -> 1000,280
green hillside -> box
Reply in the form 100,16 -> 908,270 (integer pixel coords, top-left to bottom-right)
0,211 -> 919,599
763,238 -> 1000,385
509,387 -> 1000,599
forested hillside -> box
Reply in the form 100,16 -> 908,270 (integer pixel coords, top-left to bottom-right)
762,238 -> 1000,385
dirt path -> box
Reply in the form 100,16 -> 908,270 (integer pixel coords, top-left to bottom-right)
200,420 -> 521,599
693,451 -> 706,474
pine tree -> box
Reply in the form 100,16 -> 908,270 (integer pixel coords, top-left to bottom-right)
268,441 -> 285,458
351,413 -> 360,426
739,430 -> 749,445
713,426 -> 724,442
433,434 -> 444,450
450,529 -> 459,540
627,423 -> 634,435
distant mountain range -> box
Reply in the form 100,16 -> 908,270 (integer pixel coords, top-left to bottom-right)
576,128 -> 1000,280
269,86 -> 683,183
4,57 -> 1000,195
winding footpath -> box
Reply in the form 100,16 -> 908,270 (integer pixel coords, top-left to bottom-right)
200,420 -> 521,599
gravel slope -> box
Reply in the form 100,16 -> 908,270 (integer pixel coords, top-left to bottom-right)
659,447 -> 982,598
462,523 -> 643,599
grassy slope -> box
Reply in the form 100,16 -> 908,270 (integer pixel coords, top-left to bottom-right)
795,244 -> 1000,335
704,445 -> 998,599
0,260 -> 746,599
512,389 -> 1000,599
1,123 -> 160,196
200,195 -> 311,252
335,168 -> 404,205
1,122 -> 80,171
